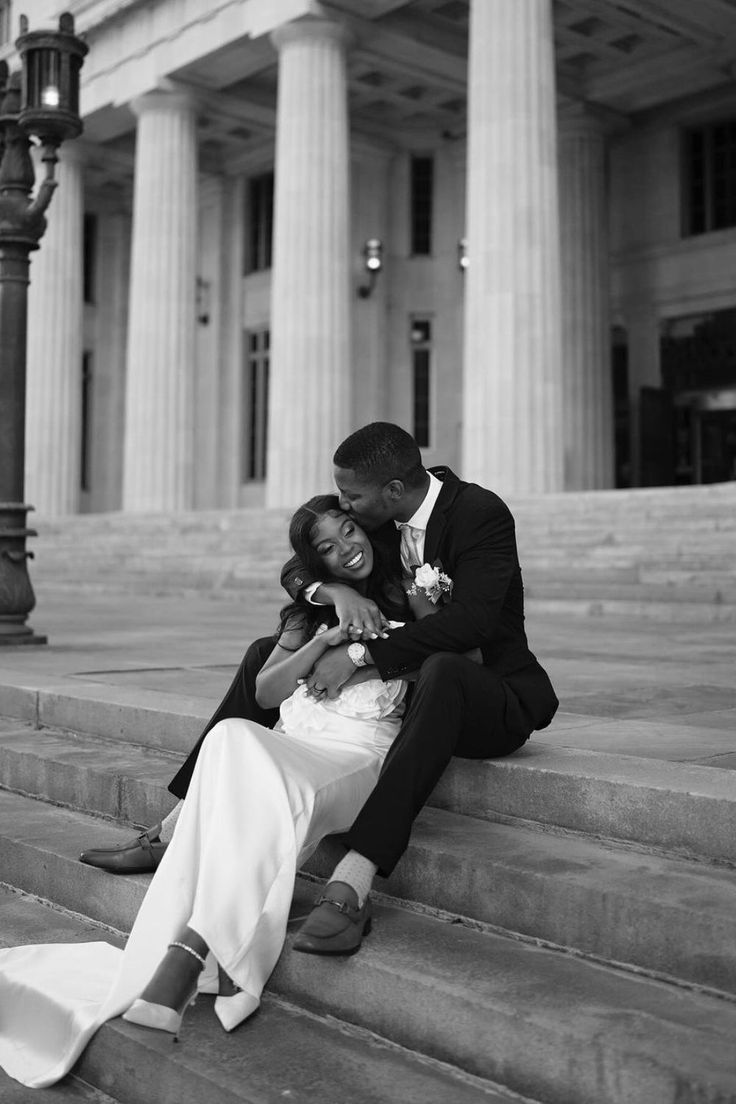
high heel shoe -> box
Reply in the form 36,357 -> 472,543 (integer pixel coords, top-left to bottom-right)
122,941 -> 206,1039
214,989 -> 260,1032
123,998 -> 190,1036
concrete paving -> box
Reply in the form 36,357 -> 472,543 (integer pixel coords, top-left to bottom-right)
0,588 -> 733,771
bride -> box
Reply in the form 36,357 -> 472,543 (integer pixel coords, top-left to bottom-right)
0,494 -> 412,1089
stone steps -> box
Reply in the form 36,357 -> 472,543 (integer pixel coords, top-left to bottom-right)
33,555 -> 736,582
30,525 -> 736,553
1,792 -> 735,1104
0,890 -> 508,1104
30,572 -> 736,623
0,1063 -> 120,1104
32,480 -> 736,533
2,678 -> 735,862
1,721 -> 734,995
0,668 -> 735,1101
1,480 -> 735,1098
23,481 -> 736,620
526,596 -> 736,622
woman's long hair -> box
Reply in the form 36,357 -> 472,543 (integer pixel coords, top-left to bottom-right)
277,494 -> 408,642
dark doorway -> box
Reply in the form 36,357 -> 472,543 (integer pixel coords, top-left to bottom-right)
698,409 -> 736,483
611,331 -> 631,488
658,308 -> 736,485
639,386 -> 675,486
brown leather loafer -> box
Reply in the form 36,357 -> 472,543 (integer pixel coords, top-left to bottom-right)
293,881 -> 372,956
79,824 -> 167,874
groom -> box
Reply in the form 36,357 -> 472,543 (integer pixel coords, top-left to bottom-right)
282,422 -> 558,952
81,423 -> 558,954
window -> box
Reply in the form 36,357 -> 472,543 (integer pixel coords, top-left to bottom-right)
83,214 -> 97,304
410,318 -> 432,448
683,120 -> 736,235
410,155 -> 434,255
80,352 -> 93,492
246,172 -> 274,273
242,329 -> 269,481
0,1 -> 12,47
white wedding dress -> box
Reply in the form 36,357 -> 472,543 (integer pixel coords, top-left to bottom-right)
0,676 -> 406,1089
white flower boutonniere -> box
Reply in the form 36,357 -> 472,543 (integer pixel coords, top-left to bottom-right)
408,562 -> 454,605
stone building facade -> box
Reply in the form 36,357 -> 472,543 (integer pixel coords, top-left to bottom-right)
4,0 -> 736,515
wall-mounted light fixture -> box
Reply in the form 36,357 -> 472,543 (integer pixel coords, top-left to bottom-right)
196,276 -> 211,326
16,12 -> 88,148
457,237 -> 468,272
357,237 -> 383,298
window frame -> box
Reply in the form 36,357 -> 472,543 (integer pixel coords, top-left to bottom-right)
241,327 -> 270,482
410,316 -> 433,449
409,155 -> 434,256
80,351 -> 93,492
245,172 -> 274,274
682,119 -> 736,237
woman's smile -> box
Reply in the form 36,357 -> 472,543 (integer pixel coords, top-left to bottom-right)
343,550 -> 364,570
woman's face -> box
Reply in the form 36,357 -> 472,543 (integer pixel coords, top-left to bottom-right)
310,511 -> 374,582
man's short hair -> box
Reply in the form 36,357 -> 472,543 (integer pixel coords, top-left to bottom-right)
334,422 -> 425,489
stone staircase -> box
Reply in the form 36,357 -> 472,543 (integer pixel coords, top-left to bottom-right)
29,480 -> 736,621
0,674 -> 735,1103
1,481 -> 735,1101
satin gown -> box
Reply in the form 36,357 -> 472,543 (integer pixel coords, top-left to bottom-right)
0,677 -> 406,1089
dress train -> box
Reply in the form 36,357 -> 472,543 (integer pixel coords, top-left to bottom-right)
0,679 -> 405,1088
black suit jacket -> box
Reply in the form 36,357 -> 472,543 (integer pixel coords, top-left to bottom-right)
281,466 -> 558,734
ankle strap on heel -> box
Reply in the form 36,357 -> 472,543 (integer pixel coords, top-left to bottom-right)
168,941 -> 207,969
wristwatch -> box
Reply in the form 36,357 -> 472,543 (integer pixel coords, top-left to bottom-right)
347,642 -> 367,667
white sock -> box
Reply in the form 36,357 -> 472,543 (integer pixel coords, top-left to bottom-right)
158,801 -> 183,843
330,850 -> 378,907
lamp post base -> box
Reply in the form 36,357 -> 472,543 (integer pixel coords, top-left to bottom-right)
0,625 -> 47,646
0,502 -> 47,647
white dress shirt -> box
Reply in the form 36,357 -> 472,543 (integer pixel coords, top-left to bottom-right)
395,470 -> 443,574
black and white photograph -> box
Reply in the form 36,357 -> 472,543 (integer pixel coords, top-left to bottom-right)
0,2 -> 735,1101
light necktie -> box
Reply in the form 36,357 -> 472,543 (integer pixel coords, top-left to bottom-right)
399,524 -> 423,574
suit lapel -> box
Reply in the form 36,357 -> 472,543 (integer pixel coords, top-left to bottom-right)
423,467 -> 460,566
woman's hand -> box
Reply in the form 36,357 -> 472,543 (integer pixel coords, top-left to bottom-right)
318,583 -> 389,640
316,623 -> 349,647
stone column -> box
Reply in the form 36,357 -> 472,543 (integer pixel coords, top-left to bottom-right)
461,0 -> 564,494
559,107 -> 615,489
25,142 -> 85,516
266,18 -> 352,508
122,87 -> 197,512
90,208 -> 131,512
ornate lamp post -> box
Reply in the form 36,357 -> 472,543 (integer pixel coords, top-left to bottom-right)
0,13 -> 87,645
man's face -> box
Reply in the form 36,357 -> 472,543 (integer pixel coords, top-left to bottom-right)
333,466 -> 398,531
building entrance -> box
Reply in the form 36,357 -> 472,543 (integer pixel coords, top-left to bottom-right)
648,308 -> 736,486
697,407 -> 736,483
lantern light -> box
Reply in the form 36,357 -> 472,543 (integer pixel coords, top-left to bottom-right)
15,12 -> 88,147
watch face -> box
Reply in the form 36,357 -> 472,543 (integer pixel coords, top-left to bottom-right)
349,642 -> 366,666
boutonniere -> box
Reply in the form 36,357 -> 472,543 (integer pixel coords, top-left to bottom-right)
407,561 -> 454,605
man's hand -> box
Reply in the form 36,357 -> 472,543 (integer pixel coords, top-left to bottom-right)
314,583 -> 389,640
306,644 -> 357,699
